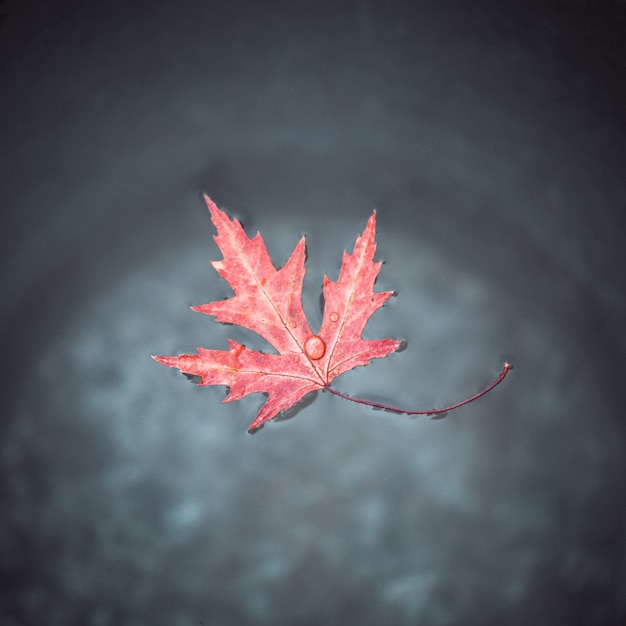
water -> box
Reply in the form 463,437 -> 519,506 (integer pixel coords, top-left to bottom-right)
1,1 -> 625,625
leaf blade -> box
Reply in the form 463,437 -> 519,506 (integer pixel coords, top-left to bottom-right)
195,197 -> 315,356
153,199 -> 400,431
318,212 -> 400,382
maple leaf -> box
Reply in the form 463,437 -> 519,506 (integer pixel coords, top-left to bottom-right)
153,196 -> 400,431
153,196 -> 511,432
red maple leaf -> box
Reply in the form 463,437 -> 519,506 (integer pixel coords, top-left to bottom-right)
153,197 -> 510,432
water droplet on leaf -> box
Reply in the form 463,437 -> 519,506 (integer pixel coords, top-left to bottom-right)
304,335 -> 326,360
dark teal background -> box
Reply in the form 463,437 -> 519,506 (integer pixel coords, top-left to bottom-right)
1,1 -> 625,625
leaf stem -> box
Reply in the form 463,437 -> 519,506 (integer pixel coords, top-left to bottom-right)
324,362 -> 512,416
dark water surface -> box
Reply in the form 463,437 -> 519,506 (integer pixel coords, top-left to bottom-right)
1,1 -> 625,625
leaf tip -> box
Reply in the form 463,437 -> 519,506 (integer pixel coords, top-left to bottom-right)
151,354 -> 173,367
367,209 -> 377,229
247,416 -> 266,433
203,194 -> 220,215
